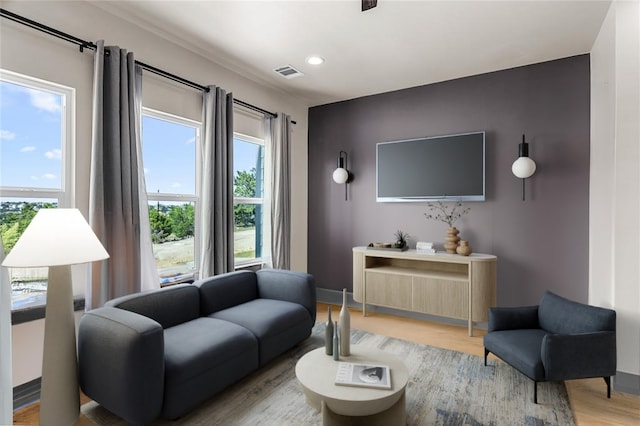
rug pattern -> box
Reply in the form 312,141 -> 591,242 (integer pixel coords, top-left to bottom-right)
82,324 -> 575,425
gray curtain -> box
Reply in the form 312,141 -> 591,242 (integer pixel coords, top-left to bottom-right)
198,86 -> 234,278
269,113 -> 292,270
87,41 -> 159,310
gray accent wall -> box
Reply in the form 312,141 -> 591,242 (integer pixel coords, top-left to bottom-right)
308,55 -> 590,307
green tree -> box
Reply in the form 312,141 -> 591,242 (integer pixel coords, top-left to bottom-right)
168,204 -> 194,239
234,169 -> 257,228
149,206 -> 172,243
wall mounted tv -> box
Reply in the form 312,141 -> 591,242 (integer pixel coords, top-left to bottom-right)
376,131 -> 485,202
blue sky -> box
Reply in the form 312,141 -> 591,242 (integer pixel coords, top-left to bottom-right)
0,80 -> 63,189
1,79 -> 260,196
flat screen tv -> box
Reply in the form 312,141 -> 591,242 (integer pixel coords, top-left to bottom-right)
376,131 -> 485,202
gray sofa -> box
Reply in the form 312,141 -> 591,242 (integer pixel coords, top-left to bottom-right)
78,269 -> 316,424
483,290 -> 616,403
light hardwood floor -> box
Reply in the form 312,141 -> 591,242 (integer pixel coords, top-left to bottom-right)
13,302 -> 639,425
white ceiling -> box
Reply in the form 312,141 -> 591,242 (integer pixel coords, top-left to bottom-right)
94,1 -> 611,107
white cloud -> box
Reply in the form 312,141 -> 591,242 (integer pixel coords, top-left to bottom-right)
20,146 -> 36,153
27,89 -> 61,113
144,167 -> 150,175
186,137 -> 195,145
45,149 -> 62,160
0,129 -> 16,140
30,175 -> 39,181
42,173 -> 57,180
171,182 -> 182,188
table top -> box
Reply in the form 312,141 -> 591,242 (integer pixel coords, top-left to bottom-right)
295,346 -> 408,408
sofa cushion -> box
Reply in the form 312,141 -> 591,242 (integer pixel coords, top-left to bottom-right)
196,270 -> 259,314
106,284 -> 200,329
162,317 -> 259,419
210,298 -> 313,365
483,329 -> 547,381
538,291 -> 616,334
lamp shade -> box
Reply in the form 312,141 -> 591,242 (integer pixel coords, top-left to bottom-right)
512,157 -> 537,179
333,167 -> 349,184
2,208 -> 109,268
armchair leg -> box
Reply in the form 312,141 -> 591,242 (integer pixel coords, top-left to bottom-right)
484,348 -> 489,366
604,377 -> 611,398
534,381 -> 538,404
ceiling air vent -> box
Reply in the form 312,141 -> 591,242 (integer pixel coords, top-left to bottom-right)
273,65 -> 304,79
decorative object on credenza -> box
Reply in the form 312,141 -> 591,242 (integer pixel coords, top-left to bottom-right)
332,150 -> 353,200
444,227 -> 461,254
325,306 -> 334,356
424,200 -> 470,253
416,241 -> 436,254
392,230 -> 409,249
457,240 -> 473,256
1,209 -> 109,426
339,288 -> 351,356
512,134 -> 537,201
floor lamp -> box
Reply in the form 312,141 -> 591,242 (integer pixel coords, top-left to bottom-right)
2,209 -> 109,426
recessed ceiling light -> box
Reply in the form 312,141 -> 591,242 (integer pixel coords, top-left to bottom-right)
306,56 -> 325,65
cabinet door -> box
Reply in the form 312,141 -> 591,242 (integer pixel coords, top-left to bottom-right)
365,271 -> 412,310
412,277 -> 469,319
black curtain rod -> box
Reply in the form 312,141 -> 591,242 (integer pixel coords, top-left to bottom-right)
0,7 -> 284,121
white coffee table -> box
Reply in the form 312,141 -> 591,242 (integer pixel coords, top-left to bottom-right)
295,346 -> 409,425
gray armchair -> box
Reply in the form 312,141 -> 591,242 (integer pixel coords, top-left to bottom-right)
483,291 -> 616,403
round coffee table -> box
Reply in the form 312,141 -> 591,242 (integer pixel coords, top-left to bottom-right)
295,346 -> 408,425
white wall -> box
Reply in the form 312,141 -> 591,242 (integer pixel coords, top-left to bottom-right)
1,0 -> 309,387
590,0 -> 640,382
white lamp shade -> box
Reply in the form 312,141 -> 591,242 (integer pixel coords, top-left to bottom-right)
1,208 -> 109,268
512,157 -> 537,179
333,167 -> 349,184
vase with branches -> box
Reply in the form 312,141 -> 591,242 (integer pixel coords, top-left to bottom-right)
424,201 -> 470,253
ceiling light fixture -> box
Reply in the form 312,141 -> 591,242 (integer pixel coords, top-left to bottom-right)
306,56 -> 325,65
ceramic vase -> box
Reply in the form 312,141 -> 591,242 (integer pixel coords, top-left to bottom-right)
444,227 -> 460,254
325,306 -> 334,355
332,321 -> 339,361
457,240 -> 472,256
339,288 -> 351,356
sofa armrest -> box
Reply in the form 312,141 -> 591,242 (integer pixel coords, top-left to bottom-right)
78,307 -> 165,425
488,305 -> 539,332
256,269 -> 316,324
541,331 -> 617,381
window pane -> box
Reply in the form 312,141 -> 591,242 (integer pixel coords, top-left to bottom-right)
1,199 -> 57,310
233,138 -> 264,198
0,81 -> 63,189
234,203 -> 263,261
149,201 -> 195,284
142,115 -> 197,195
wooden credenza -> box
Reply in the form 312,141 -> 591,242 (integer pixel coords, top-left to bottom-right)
352,247 -> 497,336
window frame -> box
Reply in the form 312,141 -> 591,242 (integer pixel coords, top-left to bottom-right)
141,107 -> 201,284
0,69 -> 76,311
233,132 -> 268,268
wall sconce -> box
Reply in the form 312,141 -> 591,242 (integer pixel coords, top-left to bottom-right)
332,150 -> 353,200
511,134 -> 537,201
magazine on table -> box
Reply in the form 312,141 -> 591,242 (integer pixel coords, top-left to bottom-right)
334,362 -> 391,389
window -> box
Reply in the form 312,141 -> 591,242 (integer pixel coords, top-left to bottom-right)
141,109 -> 199,284
0,70 -> 74,310
233,134 -> 268,266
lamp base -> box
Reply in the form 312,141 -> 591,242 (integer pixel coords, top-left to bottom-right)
39,265 -> 80,426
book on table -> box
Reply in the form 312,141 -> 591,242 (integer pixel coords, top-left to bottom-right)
334,362 -> 391,389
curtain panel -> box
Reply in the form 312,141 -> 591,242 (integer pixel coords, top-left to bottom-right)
87,41 -> 158,310
270,113 -> 292,270
198,86 -> 234,278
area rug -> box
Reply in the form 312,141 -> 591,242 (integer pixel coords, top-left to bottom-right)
82,323 -> 575,425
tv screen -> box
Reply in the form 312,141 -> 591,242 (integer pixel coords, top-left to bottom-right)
376,132 -> 485,202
